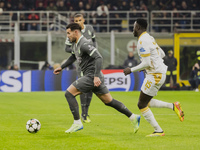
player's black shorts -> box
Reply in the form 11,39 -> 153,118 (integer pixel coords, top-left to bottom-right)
72,75 -> 109,95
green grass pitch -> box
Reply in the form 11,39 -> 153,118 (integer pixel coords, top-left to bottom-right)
0,91 -> 199,150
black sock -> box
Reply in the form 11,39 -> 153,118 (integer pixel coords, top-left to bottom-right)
80,91 -> 93,119
65,91 -> 80,120
105,99 -> 132,117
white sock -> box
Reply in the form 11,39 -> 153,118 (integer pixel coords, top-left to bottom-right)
129,113 -> 135,121
141,107 -> 163,132
73,119 -> 82,125
149,99 -> 173,110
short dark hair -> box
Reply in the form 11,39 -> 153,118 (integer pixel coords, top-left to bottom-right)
66,23 -> 81,31
136,18 -> 147,30
74,13 -> 84,18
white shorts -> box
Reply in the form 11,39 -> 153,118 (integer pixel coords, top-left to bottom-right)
141,73 -> 166,97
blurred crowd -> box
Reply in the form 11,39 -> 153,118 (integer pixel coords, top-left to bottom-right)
0,0 -> 199,32
0,0 -> 199,12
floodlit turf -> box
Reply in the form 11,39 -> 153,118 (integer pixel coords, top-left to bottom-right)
0,91 -> 200,150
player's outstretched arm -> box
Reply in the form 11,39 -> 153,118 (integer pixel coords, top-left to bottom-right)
53,67 -> 62,75
123,56 -> 150,76
54,54 -> 76,75
123,67 -> 131,76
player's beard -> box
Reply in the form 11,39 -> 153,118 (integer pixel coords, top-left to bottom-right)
69,37 -> 76,43
71,37 -> 76,43
133,30 -> 137,37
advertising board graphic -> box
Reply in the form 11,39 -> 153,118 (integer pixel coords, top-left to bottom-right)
0,70 -> 144,92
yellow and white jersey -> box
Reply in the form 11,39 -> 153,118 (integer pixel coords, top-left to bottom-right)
137,32 -> 167,74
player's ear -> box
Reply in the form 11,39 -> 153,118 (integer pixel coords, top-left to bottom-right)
136,24 -> 140,31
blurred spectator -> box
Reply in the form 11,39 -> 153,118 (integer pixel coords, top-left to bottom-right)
25,0 -> 35,10
119,1 -> 129,11
74,1 -> 85,11
129,1 -> 137,11
179,1 -> 190,29
84,3 -> 94,24
123,51 -> 138,68
168,0 -> 179,10
164,50 -> 177,88
119,1 -> 128,19
158,0 -> 172,10
53,63 -> 61,70
188,0 -> 199,10
140,2 -> 148,11
172,8 -> 180,31
27,13 -> 40,31
46,1 -> 57,11
46,1 -> 57,20
36,0 -> 48,8
97,2 -> 109,16
148,0 -> 159,12
129,8 -> 140,31
57,0 -> 67,11
0,1 -> 5,11
65,0 -> 71,10
13,64 -> 19,70
108,3 -> 121,32
160,12 -> 171,32
90,0 -> 100,10
15,2 -> 26,11
196,49 -> 200,65
41,61 -> 53,70
36,1 -> 46,11
139,2 -> 148,18
5,2 -> 12,11
85,3 -> 92,11
110,13 -> 122,32
96,2 -> 109,32
20,14 -> 27,31
189,63 -> 200,92
130,0 -> 139,9
8,64 -> 19,70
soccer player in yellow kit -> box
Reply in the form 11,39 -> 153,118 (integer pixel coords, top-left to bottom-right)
124,19 -> 184,137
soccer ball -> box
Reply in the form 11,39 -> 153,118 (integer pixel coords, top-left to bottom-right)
26,119 -> 41,133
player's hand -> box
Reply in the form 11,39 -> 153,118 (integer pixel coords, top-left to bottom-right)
53,67 -> 62,75
123,67 -> 131,76
94,77 -> 101,87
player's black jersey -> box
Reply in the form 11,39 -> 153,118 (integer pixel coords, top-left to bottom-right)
81,24 -> 95,40
71,35 -> 102,77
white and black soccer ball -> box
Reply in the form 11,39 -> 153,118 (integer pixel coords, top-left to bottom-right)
26,119 -> 41,133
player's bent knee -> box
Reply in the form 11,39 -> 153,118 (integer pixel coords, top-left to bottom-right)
65,90 -> 75,99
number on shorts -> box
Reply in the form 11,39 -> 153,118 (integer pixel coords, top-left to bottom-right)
145,80 -> 152,89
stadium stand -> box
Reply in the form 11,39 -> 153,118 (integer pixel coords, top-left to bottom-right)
0,0 -> 199,32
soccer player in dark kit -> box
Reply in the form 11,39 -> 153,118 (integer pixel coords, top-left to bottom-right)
65,14 -> 97,123
54,23 -> 141,133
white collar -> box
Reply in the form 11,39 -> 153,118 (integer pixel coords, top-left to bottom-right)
76,35 -> 84,47
81,24 -> 86,33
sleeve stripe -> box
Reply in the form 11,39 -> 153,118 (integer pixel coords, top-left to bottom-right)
89,48 -> 97,56
92,35 -> 95,38
141,53 -> 150,57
